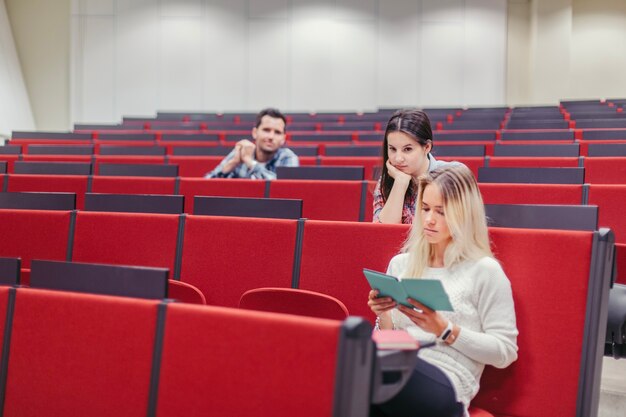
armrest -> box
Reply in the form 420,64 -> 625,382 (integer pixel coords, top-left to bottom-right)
606,283 -> 626,359
370,349 -> 419,404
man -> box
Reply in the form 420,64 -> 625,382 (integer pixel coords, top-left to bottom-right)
205,108 -> 299,180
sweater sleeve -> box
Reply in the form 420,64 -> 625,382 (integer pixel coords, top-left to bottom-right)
451,258 -> 519,369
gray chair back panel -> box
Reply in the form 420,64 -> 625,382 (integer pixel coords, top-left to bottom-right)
276,166 -> 364,180
30,259 -> 168,299
27,144 -> 94,155
325,146 -> 381,157
160,133 -> 220,142
493,144 -> 580,157
11,131 -> 92,140
172,146 -> 232,156
478,167 -> 585,184
500,130 -> 575,141
485,204 -> 598,231
431,145 -> 485,157
14,161 -> 92,175
0,192 -> 76,210
99,146 -> 166,156
587,143 -> 626,157
194,196 -> 302,219
0,257 -> 21,285
0,145 -> 22,155
98,163 -> 178,177
84,193 -> 184,214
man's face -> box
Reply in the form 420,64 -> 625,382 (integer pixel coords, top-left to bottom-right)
252,115 -> 286,155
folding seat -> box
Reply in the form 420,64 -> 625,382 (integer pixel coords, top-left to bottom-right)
269,180 -> 364,221
167,279 -> 206,304
3,288 -> 160,417
297,220 -> 410,320
156,303 -> 372,417
7,174 -> 89,208
239,287 -> 349,320
179,215 -> 297,307
178,178 -> 266,213
71,211 -> 181,279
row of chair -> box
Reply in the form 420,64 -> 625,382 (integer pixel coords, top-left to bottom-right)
4,141 -> 626,157
0,207 -> 614,416
1,155 -> 626,183
0,286 -> 371,417
9,127 -> 626,143
1,174 -> 625,242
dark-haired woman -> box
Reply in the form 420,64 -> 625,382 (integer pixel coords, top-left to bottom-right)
373,109 -> 454,224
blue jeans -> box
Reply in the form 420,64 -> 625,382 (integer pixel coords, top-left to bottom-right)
370,355 -> 464,417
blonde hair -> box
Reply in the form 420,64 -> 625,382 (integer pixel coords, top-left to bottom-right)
402,164 -> 493,278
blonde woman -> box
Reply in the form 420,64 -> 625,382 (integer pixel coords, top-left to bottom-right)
368,164 -> 518,417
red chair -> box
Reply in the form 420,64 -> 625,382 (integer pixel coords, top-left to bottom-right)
239,287 -> 349,320
168,280 -> 206,305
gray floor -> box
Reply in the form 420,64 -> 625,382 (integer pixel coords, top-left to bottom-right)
599,357 -> 626,417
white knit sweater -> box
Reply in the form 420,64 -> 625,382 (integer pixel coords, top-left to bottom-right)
387,253 -> 519,413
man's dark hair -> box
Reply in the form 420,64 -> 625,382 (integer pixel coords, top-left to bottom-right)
256,108 -> 287,132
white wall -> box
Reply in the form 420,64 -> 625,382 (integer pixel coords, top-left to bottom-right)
70,0 -> 508,123
506,0 -> 626,106
0,1 -> 34,137
569,0 -> 626,100
5,0 -> 70,131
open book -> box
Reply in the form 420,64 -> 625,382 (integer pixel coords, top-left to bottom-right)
363,268 -> 454,311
